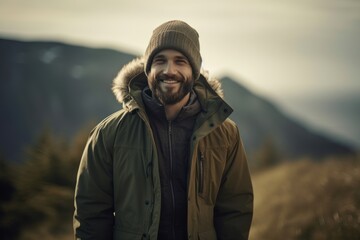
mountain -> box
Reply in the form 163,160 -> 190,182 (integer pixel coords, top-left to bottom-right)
220,76 -> 353,159
0,38 -> 134,161
0,38 -> 354,162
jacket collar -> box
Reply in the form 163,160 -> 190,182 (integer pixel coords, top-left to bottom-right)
111,57 -> 233,134
141,87 -> 202,122
112,57 -> 224,110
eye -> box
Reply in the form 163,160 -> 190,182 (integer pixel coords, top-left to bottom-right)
152,57 -> 166,65
175,58 -> 189,65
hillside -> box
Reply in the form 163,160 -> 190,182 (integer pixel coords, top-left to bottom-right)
0,38 -> 134,161
250,157 -> 360,239
220,77 -> 353,159
8,154 -> 360,240
0,38 -> 354,162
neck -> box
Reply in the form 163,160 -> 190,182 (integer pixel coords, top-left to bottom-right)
163,93 -> 190,121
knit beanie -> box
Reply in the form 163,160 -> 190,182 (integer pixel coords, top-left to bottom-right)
144,20 -> 202,80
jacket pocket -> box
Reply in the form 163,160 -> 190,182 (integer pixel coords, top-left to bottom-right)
198,151 -> 205,195
197,147 -> 227,204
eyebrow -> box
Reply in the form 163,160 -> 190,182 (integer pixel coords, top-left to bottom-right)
153,54 -> 166,60
153,54 -> 189,61
174,55 -> 189,61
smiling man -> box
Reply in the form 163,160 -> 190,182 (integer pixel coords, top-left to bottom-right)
74,20 -> 254,240
147,49 -> 194,120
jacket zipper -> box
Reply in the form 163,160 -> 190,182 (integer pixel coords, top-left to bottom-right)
138,110 -> 157,236
198,151 -> 204,194
168,121 -> 176,240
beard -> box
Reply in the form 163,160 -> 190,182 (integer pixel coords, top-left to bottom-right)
149,73 -> 194,105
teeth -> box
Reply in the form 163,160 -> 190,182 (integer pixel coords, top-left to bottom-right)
163,80 -> 178,83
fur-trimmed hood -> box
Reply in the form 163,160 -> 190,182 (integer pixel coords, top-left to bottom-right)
112,57 -> 224,105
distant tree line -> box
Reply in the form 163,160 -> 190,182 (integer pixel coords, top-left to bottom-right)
0,127 -> 90,239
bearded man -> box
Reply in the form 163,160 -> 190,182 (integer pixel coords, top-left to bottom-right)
74,20 -> 253,240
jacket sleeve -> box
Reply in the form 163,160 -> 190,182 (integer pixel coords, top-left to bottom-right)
214,125 -> 254,240
73,125 -> 114,240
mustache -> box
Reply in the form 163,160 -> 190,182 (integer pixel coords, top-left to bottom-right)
155,73 -> 182,82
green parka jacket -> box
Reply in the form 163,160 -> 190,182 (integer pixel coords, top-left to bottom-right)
73,58 -> 253,240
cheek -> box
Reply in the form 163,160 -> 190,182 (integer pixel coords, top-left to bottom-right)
147,70 -> 157,84
149,66 -> 163,79
184,71 -> 194,82
182,67 -> 193,80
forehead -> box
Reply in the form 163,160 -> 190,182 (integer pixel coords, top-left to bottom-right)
154,49 -> 188,59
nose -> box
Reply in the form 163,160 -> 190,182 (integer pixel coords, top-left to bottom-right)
163,62 -> 176,75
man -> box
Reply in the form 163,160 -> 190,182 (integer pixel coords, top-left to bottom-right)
74,20 -> 253,240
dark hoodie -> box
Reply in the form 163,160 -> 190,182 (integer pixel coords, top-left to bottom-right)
142,88 -> 202,240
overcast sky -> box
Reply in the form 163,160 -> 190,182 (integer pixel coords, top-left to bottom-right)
1,0 -> 359,146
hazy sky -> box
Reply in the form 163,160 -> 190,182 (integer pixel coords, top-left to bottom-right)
1,0 -> 359,146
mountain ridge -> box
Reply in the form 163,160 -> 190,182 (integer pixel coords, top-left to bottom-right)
220,76 -> 353,159
0,38 -> 354,162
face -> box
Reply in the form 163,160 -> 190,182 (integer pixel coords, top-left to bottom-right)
147,49 -> 194,105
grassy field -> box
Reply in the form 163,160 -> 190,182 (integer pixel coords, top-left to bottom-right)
250,156 -> 360,240
4,155 -> 360,240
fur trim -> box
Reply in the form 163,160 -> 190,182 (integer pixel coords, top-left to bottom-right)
112,57 -> 224,104
201,69 -> 224,99
112,57 -> 145,104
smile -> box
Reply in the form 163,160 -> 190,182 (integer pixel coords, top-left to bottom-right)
161,80 -> 180,84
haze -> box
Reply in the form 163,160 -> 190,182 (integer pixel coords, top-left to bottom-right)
1,0 -> 359,147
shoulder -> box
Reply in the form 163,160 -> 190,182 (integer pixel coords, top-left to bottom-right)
93,109 -> 126,132
221,118 -> 238,132
203,118 -> 240,148
89,109 -> 141,141
217,118 -> 240,141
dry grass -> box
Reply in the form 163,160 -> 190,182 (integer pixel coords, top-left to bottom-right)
15,156 -> 360,240
18,224 -> 73,240
250,156 -> 360,240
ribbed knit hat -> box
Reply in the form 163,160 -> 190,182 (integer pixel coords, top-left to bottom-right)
144,20 -> 202,80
